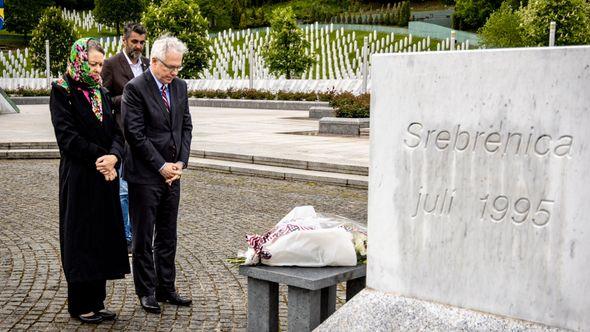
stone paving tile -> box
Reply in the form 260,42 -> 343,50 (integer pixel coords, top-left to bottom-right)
0,159 -> 367,331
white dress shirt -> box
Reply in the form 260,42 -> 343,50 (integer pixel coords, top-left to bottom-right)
123,51 -> 144,78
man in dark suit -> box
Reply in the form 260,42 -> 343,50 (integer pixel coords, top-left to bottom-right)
101,23 -> 149,253
122,35 -> 193,314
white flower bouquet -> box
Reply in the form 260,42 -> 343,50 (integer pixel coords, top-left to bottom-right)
239,206 -> 367,267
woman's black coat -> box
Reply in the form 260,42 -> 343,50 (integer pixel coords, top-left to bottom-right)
49,76 -> 130,283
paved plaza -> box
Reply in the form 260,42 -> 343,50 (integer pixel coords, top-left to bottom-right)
0,105 -> 369,168
0,159 -> 367,331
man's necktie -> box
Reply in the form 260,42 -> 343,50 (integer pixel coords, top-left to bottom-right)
161,85 -> 170,113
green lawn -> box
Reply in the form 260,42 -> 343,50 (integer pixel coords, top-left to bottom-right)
0,31 -> 27,49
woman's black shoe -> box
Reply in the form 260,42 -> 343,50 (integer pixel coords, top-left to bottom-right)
76,312 -> 103,324
98,309 -> 117,320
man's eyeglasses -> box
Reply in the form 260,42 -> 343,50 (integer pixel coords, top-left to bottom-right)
157,58 -> 183,73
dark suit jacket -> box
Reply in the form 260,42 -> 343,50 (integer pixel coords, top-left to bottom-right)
121,70 -> 193,184
102,51 -> 149,129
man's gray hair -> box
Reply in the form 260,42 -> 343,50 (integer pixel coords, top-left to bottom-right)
151,35 -> 188,61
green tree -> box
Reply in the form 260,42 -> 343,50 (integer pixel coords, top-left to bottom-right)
452,0 -> 503,30
29,7 -> 77,76
520,0 -> 590,46
55,0 -> 95,9
399,1 -> 411,26
479,2 -> 526,47
262,6 -> 314,79
93,0 -> 146,36
199,0 -> 247,31
142,0 -> 212,78
5,0 -> 53,39
506,0 -> 528,8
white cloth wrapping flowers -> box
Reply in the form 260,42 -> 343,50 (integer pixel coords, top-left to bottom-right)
241,206 -> 367,267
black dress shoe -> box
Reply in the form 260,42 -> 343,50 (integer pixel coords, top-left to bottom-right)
140,295 -> 161,314
98,309 -> 117,320
156,292 -> 192,306
76,312 -> 103,324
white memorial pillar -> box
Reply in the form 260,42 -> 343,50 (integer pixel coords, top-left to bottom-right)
549,21 -> 556,46
361,36 -> 368,93
45,40 -> 51,88
249,40 -> 254,89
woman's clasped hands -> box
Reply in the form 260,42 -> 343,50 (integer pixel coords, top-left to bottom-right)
96,155 -> 118,181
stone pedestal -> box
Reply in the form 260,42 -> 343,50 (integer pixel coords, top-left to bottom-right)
317,289 -> 560,331
319,117 -> 369,136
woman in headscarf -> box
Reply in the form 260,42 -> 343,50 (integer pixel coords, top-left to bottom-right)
49,37 -> 130,324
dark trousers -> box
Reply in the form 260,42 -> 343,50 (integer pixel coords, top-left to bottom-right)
129,181 -> 180,297
67,279 -> 106,316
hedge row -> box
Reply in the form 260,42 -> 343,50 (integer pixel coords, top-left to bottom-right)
5,87 -> 371,118
5,88 -> 51,96
188,88 -> 334,102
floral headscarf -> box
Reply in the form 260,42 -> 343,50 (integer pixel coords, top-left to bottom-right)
55,37 -> 104,122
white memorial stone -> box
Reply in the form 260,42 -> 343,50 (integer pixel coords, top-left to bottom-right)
366,47 -> 590,331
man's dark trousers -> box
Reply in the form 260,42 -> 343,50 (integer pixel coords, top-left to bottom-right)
129,181 -> 180,296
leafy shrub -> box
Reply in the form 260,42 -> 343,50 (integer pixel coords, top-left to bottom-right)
317,90 -> 336,102
29,7 -> 77,76
479,2 -> 526,47
226,88 -> 243,99
480,0 -> 590,47
93,0 -> 146,36
294,1 -> 343,24
189,89 -> 225,98
198,0 -> 237,31
142,0 -> 212,79
239,7 -> 267,29
453,0 -> 503,31
277,91 -> 316,101
401,1 -> 412,26
520,0 -> 590,46
6,88 -> 51,96
262,6 -> 315,79
331,92 -> 370,118
5,0 -> 53,39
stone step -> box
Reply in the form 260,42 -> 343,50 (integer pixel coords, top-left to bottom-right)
0,142 -> 58,150
360,127 -> 370,136
0,149 -> 60,159
190,150 -> 368,176
0,149 -> 368,188
0,142 -> 368,176
188,157 -> 367,189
